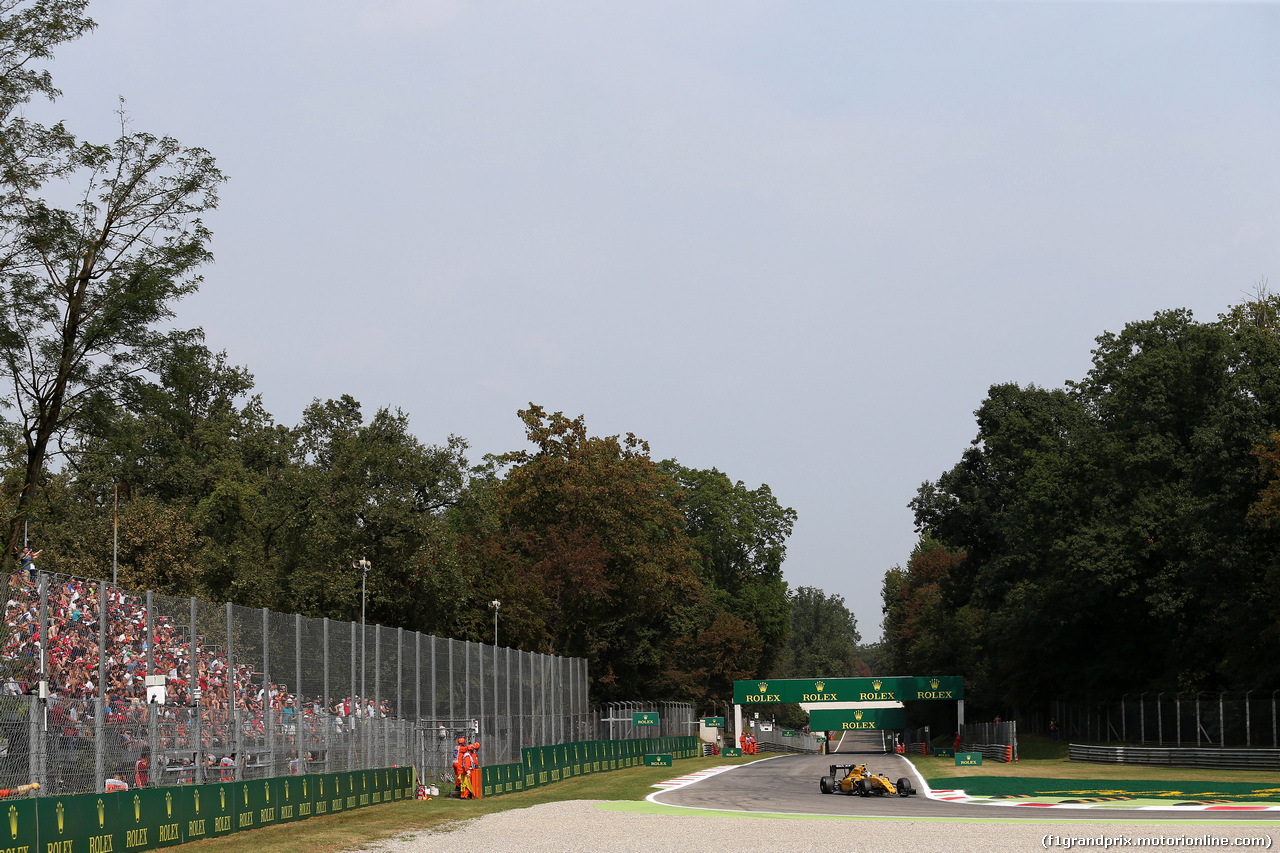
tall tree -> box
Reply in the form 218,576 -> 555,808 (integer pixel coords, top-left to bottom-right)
660,461 -> 795,681
485,405 -> 704,700
0,106 -> 224,554
778,586 -> 861,679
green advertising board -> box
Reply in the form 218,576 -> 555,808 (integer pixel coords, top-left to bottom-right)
633,712 -> 659,726
3,794 -> 39,853
702,717 -> 725,727
734,675 -> 963,704
934,747 -> 955,758
808,707 -> 906,731
782,730 -> 796,737
643,754 -> 673,767
956,752 -> 982,766
722,747 -> 742,757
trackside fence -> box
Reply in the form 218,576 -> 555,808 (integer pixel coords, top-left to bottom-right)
1068,744 -> 1280,771
2,570 -> 590,795
902,725 -> 932,755
959,720 -> 1017,762
752,726 -> 821,754
1049,693 -> 1280,748
479,735 -> 700,797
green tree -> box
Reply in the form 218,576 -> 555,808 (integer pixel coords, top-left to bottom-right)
660,462 -> 794,686
905,305 -> 1280,704
0,106 -> 224,554
778,586 -> 860,679
483,405 -> 705,701
0,1 -> 94,120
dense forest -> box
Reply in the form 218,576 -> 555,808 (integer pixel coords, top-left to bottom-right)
885,294 -> 1280,711
0,2 -> 886,708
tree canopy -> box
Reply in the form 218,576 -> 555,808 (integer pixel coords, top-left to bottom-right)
893,299 -> 1280,707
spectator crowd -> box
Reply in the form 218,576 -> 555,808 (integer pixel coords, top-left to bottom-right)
2,568 -> 400,788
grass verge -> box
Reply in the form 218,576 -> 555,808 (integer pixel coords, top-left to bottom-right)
178,755 -> 757,853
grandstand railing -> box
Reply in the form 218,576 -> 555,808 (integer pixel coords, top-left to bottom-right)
2,571 -> 589,795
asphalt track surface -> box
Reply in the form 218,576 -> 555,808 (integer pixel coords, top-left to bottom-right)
652,749 -> 1280,823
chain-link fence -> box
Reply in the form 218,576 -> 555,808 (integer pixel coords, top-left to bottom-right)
959,720 -> 1017,762
1,571 -> 590,795
1048,693 -> 1280,748
591,702 -> 696,741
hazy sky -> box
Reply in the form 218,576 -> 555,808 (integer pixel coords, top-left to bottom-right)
28,1 -> 1280,641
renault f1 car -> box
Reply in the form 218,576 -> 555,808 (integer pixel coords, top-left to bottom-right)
819,763 -> 916,797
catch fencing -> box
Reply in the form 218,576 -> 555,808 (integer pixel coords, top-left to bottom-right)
1049,693 -> 1280,748
902,725 -> 932,755
959,720 -> 1017,762
1,571 -> 589,795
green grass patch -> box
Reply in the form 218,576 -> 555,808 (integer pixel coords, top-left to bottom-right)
177,755 -> 755,853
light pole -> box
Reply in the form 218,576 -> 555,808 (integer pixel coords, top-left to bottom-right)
354,558 -> 371,707
490,600 -> 501,647
355,558 -> 372,625
112,483 -> 118,587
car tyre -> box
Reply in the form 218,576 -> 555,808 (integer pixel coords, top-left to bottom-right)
819,775 -> 833,794
896,777 -> 914,797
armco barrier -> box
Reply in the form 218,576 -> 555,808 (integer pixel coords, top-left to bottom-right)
21,767 -> 415,853
1069,743 -> 1280,770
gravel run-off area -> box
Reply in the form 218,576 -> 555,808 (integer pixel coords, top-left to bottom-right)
358,800 -> 1278,853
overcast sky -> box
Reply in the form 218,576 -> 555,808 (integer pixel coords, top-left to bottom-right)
29,0 -> 1280,642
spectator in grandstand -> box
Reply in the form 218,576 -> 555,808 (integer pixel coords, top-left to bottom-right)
16,547 -> 41,578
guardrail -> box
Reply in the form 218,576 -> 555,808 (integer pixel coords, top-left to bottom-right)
1069,743 -> 1280,770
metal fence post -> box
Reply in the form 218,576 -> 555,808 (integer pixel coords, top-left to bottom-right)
517,651 -> 524,752
1219,692 -> 1226,747
295,613 -> 302,750
28,696 -> 38,795
191,596 -> 202,783
374,624 -> 381,768
263,607 -> 273,776
488,637 -> 494,758
227,603 -> 239,779
505,648 -> 512,763
323,617 -> 330,773
147,590 -> 157,774
96,580 -> 106,793
350,620 -> 357,769
1247,690 -> 1254,747
398,627 -> 404,766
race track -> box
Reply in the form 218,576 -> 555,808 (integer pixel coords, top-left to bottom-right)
651,753 -> 1280,822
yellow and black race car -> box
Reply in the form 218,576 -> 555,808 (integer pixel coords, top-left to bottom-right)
819,763 -> 916,797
